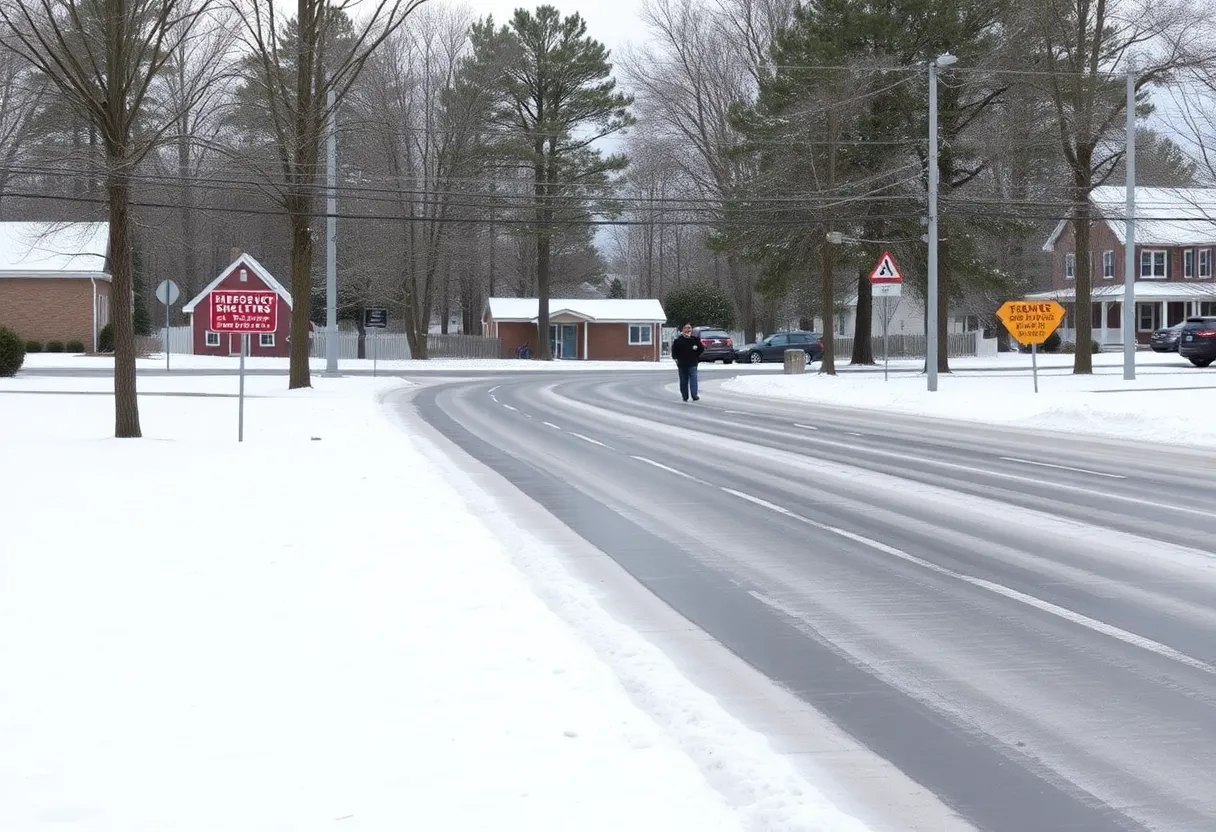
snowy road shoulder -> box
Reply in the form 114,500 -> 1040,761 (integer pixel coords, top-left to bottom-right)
0,375 -> 871,832
721,363 -> 1216,447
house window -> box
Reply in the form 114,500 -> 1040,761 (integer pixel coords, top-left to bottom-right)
259,333 -> 275,347
628,324 -> 653,345
1140,249 -> 1167,279
1202,302 -> 1216,316
1137,303 -> 1159,331
1064,253 -> 1075,280
1201,249 -> 1213,279
1184,249 -> 1195,278
205,332 -> 220,347
1102,250 -> 1114,279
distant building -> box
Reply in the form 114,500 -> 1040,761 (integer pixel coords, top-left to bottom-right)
1035,186 -> 1216,345
181,252 -> 299,357
483,297 -> 667,360
0,221 -> 110,351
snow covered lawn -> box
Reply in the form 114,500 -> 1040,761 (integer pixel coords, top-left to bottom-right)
722,359 -> 1216,446
17,351 -> 678,373
0,375 -> 869,832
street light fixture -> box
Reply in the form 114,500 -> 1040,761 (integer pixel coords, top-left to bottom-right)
926,51 -> 956,392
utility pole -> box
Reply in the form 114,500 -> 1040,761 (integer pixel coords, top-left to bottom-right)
926,53 -> 957,392
325,82 -> 338,375
1123,68 -> 1137,381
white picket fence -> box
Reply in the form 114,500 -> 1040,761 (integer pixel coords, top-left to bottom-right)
310,331 -> 414,360
158,326 -> 193,354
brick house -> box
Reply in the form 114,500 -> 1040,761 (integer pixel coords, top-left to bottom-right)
181,252 -> 296,357
0,221 -> 111,351
483,297 -> 667,360
1036,186 -> 1216,345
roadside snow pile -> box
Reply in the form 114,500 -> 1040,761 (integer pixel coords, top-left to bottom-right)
722,367 -> 1216,446
0,374 -> 871,832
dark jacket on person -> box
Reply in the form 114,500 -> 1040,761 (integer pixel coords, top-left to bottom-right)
670,334 -> 704,368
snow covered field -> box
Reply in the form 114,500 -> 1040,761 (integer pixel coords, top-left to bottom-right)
723,354 -> 1216,446
0,374 -> 870,832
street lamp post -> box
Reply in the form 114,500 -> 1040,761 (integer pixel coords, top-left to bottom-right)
926,51 -> 956,392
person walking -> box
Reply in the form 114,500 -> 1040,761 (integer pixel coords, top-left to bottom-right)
670,323 -> 704,402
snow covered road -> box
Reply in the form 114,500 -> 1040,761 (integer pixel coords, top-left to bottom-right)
410,371 -> 1216,832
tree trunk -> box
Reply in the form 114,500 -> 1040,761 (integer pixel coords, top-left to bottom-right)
107,164 -> 141,438
356,319 -> 366,359
851,265 -> 874,364
533,147 -> 552,360
288,209 -> 313,389
1071,151 -> 1095,374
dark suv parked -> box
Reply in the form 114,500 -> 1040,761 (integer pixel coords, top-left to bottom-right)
734,330 -> 824,364
1178,316 -> 1216,366
692,327 -> 736,363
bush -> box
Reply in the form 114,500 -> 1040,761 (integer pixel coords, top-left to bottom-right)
1061,340 -> 1075,353
1041,330 -> 1062,353
24,340 -> 42,353
663,282 -> 736,330
0,326 -> 24,376
65,339 -> 85,353
45,340 -> 64,353
98,323 -> 114,353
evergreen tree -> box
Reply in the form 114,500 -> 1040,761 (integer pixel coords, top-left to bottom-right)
466,6 -> 634,360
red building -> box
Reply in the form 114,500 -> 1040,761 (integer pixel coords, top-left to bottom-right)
482,297 -> 667,360
181,253 -> 295,357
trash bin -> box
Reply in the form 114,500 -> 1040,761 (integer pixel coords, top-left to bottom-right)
783,348 -> 807,374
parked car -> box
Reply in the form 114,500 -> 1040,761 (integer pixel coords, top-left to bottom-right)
1150,321 -> 1185,352
692,326 -> 736,363
734,330 -> 824,364
1177,316 -> 1216,367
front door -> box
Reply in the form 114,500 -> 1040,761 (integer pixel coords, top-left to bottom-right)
229,334 -> 242,356
549,324 -> 577,359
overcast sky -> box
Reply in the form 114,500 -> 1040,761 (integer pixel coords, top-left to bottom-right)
457,0 -> 649,58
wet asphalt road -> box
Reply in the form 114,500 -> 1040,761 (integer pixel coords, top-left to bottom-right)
401,370 -> 1216,832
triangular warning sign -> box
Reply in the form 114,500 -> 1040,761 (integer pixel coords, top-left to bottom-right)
869,250 -> 903,283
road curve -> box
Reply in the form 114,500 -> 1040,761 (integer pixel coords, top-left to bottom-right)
403,370 -> 1216,832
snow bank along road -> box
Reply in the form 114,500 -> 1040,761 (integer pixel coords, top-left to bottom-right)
401,371 -> 1216,832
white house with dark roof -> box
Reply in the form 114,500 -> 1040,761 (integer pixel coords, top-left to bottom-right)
1035,186 -> 1216,345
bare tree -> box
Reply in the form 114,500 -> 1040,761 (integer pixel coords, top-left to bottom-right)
235,0 -> 427,388
0,0 -> 227,437
1022,0 -> 1215,372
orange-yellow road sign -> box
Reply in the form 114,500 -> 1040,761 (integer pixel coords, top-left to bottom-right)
996,300 -> 1067,346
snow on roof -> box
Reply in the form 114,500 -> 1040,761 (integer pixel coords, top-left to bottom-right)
1026,282 -> 1216,302
182,253 -> 293,313
0,222 -> 109,276
486,297 -> 666,322
1043,187 -> 1216,250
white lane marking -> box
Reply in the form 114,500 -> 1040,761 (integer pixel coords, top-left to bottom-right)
631,456 -> 712,485
726,486 -> 1216,677
1000,456 -> 1126,480
571,432 -> 611,448
503,404 -> 518,412
793,423 -> 819,431
543,421 -> 562,430
723,409 -> 750,415
488,385 -> 500,395
846,432 -> 864,437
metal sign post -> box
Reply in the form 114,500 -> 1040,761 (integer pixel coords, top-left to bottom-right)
155,279 -> 181,372
1031,342 -> 1039,394
996,300 -> 1066,394
363,307 -> 388,376
207,287 -> 279,442
882,297 -> 890,381
239,334 -> 248,441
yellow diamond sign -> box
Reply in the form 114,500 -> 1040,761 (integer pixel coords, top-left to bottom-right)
996,300 -> 1067,346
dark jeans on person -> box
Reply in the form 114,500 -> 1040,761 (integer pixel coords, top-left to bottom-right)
678,365 -> 699,400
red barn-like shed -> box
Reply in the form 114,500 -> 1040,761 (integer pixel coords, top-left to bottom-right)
182,253 -> 294,357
